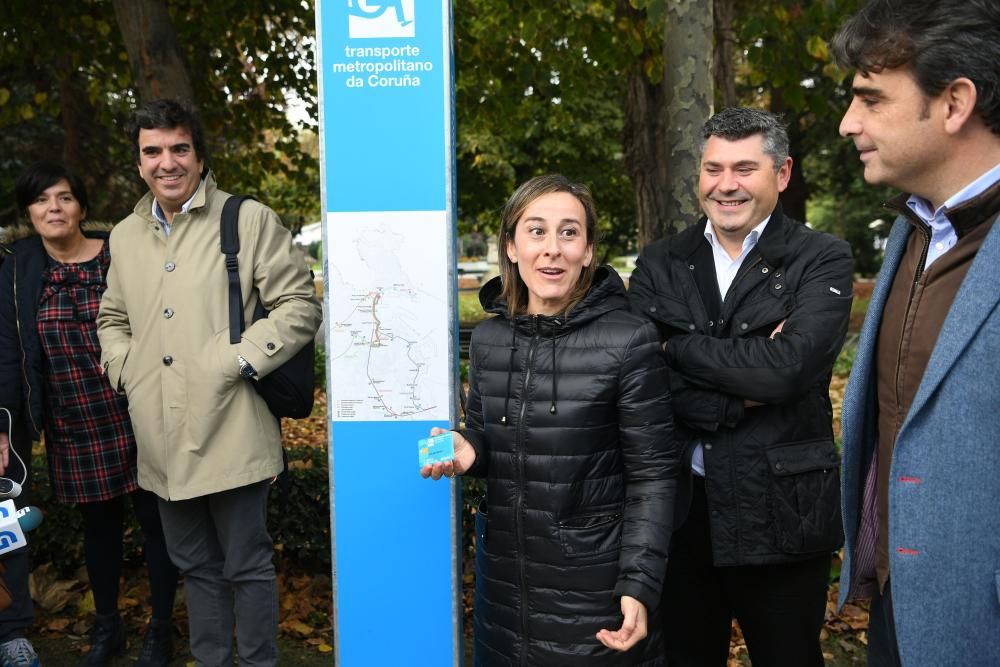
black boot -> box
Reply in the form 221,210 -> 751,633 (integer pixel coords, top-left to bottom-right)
77,612 -> 126,666
136,618 -> 174,667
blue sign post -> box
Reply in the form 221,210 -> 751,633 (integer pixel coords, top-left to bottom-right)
315,1 -> 461,665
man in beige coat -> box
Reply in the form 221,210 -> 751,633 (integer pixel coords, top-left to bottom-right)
97,98 -> 322,666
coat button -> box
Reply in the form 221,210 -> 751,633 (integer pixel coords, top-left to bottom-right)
718,318 -> 724,325
688,264 -> 695,270
775,283 -> 783,290
165,262 -> 176,272
708,320 -> 714,327
704,443 -> 713,451
688,323 -> 696,331
163,308 -> 174,319
266,342 -> 276,351
649,306 -> 657,313
775,462 -> 784,471
740,322 -> 749,330
162,355 -> 173,366
761,267 -> 769,274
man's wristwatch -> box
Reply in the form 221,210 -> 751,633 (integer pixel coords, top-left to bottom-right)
237,355 -> 259,381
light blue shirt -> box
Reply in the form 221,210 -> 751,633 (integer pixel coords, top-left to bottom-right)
690,215 -> 771,477
151,178 -> 205,237
906,162 -> 1000,269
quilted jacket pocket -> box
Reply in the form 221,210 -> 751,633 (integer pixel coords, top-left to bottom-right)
558,511 -> 622,559
765,439 -> 843,554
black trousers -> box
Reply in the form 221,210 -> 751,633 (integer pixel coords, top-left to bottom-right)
661,476 -> 831,667
867,578 -> 902,667
77,489 -> 179,620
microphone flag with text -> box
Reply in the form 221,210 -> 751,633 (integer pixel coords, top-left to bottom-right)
0,500 -> 43,555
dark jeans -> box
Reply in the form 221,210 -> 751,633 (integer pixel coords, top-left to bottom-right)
867,578 -> 902,667
77,489 -> 179,620
661,476 -> 831,667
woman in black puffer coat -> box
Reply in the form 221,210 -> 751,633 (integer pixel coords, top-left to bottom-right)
423,174 -> 679,666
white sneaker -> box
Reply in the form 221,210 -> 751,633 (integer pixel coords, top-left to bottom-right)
0,638 -> 39,667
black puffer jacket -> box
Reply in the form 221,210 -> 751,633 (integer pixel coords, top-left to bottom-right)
628,205 -> 852,567
0,233 -> 110,439
462,266 -> 678,666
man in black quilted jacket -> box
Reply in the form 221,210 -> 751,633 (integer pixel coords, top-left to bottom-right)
628,107 -> 853,667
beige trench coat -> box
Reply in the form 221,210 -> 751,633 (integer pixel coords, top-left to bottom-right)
97,173 -> 322,500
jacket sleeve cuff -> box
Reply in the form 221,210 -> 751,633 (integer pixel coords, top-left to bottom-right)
101,346 -> 130,394
613,578 -> 661,615
459,428 -> 488,478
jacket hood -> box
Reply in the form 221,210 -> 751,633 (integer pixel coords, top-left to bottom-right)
478,264 -> 628,333
479,265 -> 628,421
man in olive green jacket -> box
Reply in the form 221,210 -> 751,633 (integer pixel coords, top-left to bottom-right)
97,98 -> 322,666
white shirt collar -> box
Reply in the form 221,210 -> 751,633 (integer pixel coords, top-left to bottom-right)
704,214 -> 771,257
906,162 -> 1000,226
151,178 -> 206,225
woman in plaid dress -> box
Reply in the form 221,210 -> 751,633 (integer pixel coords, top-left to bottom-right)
0,162 -> 178,667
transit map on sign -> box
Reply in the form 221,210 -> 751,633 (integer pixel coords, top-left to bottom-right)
327,211 -> 450,421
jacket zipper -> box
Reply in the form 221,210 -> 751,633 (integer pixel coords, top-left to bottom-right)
515,317 -> 539,665
892,224 -> 932,429
11,255 -> 41,435
721,255 -> 763,563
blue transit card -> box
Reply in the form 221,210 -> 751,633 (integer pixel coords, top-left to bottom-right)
418,431 -> 455,468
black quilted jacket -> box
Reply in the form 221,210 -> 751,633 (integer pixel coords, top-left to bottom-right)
628,205 -> 852,567
462,266 -> 678,666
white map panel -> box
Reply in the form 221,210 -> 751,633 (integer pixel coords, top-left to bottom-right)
327,211 -> 450,421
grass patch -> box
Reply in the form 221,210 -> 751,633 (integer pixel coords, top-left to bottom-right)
459,290 -> 486,323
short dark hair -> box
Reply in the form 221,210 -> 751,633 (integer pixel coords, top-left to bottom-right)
497,173 -> 598,317
126,98 -> 209,167
701,107 -> 789,172
833,0 -> 1000,135
15,161 -> 90,218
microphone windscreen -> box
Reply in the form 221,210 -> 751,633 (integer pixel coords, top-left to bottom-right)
15,506 -> 42,532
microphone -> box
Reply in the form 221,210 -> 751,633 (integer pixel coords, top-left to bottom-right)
15,506 -> 42,533
0,503 -> 40,553
0,478 -> 22,500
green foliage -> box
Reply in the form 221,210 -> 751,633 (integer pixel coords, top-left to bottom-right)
454,0 -> 642,256
732,0 -> 891,263
833,335 -> 857,378
458,291 -> 486,323
269,446 -> 331,570
0,0 -> 319,229
313,344 -> 326,392
29,454 -> 134,577
29,445 -> 333,576
805,141 -> 896,276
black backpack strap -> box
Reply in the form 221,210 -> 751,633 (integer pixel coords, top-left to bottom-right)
220,195 -> 256,343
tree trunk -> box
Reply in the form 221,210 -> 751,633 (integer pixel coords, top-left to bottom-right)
770,89 -> 808,222
662,0 -> 714,239
59,54 -> 90,180
112,0 -> 194,102
713,0 -> 737,109
623,60 -> 670,250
